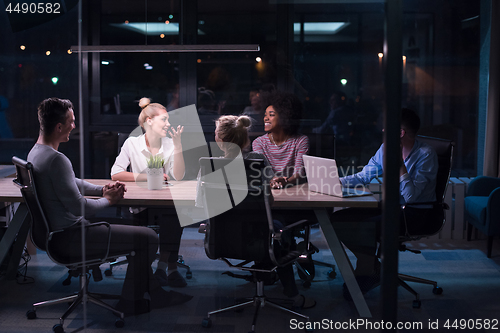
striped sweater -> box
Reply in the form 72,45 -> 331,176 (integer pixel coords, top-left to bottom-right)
251,134 -> 309,178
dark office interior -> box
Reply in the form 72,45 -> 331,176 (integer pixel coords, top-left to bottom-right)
1,0 -> 500,332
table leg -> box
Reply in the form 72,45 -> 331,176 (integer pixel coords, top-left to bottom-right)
0,203 -> 31,280
314,208 -> 372,318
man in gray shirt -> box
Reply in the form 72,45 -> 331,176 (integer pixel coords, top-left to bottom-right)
28,98 -> 192,316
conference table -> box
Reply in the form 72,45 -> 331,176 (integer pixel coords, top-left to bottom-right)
0,178 -> 378,317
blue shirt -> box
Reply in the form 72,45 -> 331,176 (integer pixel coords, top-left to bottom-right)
341,139 -> 438,204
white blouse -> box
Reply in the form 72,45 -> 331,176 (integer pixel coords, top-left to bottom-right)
111,134 -> 179,180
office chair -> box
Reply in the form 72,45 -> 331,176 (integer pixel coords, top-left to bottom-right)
104,132 -> 192,279
12,157 -> 127,333
465,176 -> 500,258
294,238 -> 336,287
198,157 -> 313,333
398,136 -> 453,308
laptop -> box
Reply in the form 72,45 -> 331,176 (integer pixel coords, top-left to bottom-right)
303,155 -> 372,198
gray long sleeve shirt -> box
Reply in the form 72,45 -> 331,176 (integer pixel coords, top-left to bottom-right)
27,144 -> 109,230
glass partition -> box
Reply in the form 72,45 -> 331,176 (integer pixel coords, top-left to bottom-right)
0,4 -> 79,164
0,0 -> 489,331
401,1 -> 480,176
293,2 -> 386,173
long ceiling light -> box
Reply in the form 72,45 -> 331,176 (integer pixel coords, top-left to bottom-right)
110,22 -> 205,35
293,22 -> 350,35
70,44 -> 260,53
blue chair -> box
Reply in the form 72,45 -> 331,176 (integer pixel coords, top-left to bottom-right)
465,176 -> 500,258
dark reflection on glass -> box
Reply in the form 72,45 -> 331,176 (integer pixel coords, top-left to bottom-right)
100,0 -> 180,46
100,53 -> 180,115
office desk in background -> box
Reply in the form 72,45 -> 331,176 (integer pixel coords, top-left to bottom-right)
0,179 -> 378,317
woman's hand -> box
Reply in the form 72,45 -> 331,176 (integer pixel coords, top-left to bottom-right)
169,125 -> 184,149
270,176 -> 288,189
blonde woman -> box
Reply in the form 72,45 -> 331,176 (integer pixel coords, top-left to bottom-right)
111,98 -> 188,288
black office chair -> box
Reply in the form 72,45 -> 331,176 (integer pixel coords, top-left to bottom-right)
12,157 -> 127,333
398,136 -> 454,308
104,132 -> 192,279
198,157 -> 313,333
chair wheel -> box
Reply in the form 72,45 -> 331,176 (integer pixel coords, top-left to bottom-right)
302,281 -> 311,288
186,271 -> 193,279
52,324 -> 64,333
104,269 -> 113,277
26,309 -> 36,319
412,300 -> 421,308
327,270 -> 337,279
178,259 -> 185,264
432,286 -> 443,295
115,318 -> 125,328
202,317 -> 212,328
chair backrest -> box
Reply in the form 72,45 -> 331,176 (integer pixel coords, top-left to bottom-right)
417,135 -> 454,204
199,157 -> 276,263
117,132 -> 129,155
403,136 -> 454,238
12,156 -> 50,252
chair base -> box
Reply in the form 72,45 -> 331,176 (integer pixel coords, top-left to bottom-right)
104,254 -> 192,279
27,274 -> 124,331
202,280 -> 309,332
398,273 -> 443,308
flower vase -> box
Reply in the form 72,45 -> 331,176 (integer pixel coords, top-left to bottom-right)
146,168 -> 163,190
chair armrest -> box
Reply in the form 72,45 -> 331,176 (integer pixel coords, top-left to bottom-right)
49,222 -> 113,264
273,219 -> 312,267
403,202 -> 449,210
280,219 -> 309,233
467,176 -> 500,197
275,219 -> 309,244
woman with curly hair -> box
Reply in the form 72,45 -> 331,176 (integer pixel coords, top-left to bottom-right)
252,91 -> 309,189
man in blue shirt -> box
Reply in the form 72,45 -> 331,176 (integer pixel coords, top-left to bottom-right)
332,108 -> 438,298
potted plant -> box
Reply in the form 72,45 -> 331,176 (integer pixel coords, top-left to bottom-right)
146,155 -> 165,190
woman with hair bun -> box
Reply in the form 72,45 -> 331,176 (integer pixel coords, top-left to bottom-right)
111,98 -> 189,288
195,114 -> 254,209
196,114 -> 315,310
214,114 -> 252,158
